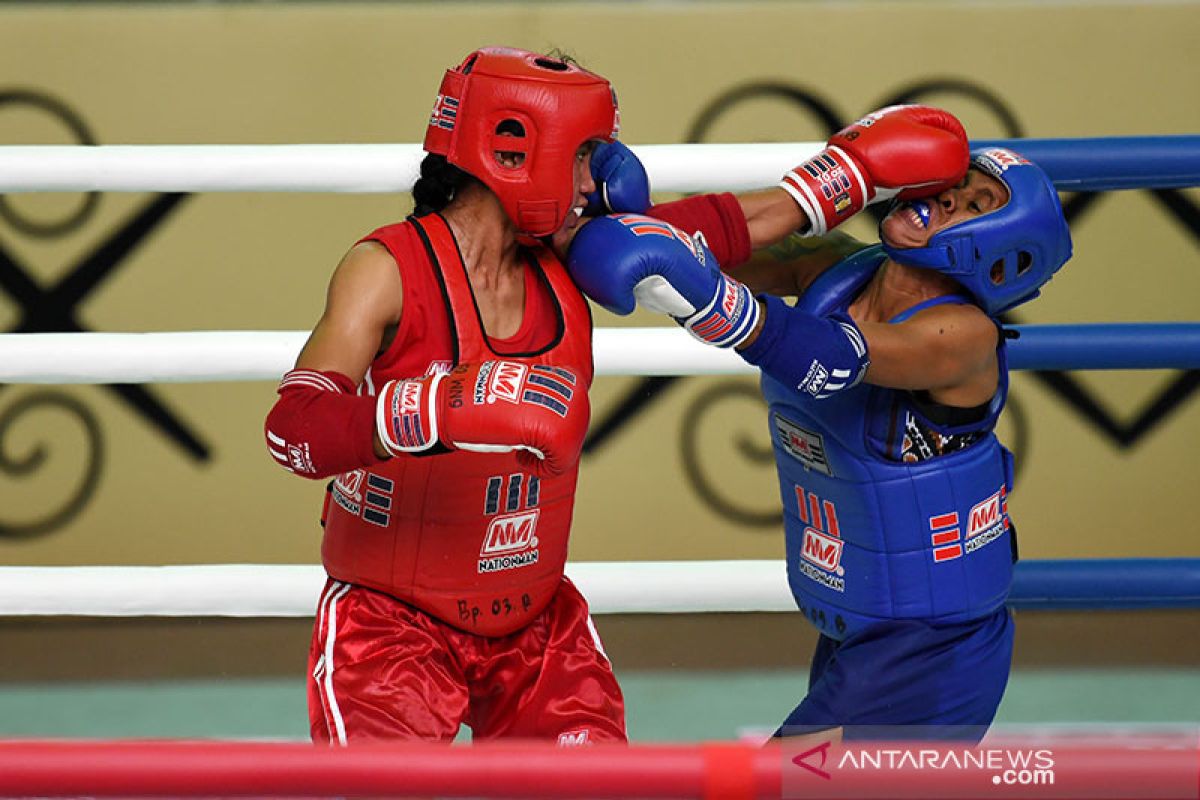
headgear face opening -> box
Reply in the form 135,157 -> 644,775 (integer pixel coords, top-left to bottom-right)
424,46 -> 619,237
881,148 -> 1073,315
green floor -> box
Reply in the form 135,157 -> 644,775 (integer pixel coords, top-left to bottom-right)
0,668 -> 1196,741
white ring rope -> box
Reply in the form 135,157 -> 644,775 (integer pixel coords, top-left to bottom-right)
0,329 -> 752,383
0,562 -> 790,617
2,141 -> 1193,622
0,143 -> 817,194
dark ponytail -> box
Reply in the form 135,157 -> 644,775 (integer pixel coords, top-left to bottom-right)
412,153 -> 478,216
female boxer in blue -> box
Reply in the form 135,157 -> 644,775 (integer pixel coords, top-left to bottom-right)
567,110 -> 1072,743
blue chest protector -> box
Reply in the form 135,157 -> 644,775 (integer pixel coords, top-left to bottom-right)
762,245 -> 1016,640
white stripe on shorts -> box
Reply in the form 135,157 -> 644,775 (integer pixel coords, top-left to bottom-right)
317,581 -> 353,746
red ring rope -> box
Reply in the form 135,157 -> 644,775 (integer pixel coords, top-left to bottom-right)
0,737 -> 1194,798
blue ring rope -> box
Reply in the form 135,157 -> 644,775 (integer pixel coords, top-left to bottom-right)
1011,559 -> 1200,610
1007,324 -> 1200,370
974,136 -> 1200,191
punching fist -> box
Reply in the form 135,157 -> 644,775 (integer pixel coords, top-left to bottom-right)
376,361 -> 588,478
568,214 -> 760,349
781,105 -> 969,236
585,141 -> 651,215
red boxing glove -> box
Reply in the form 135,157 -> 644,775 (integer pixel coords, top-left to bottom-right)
376,361 -> 588,478
780,105 -> 969,235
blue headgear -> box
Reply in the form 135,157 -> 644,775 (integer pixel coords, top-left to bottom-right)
881,147 -> 1072,315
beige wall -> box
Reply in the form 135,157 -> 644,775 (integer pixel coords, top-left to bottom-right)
0,2 -> 1197,566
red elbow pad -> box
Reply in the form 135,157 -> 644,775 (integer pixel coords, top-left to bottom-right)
264,369 -> 383,479
648,192 -> 752,269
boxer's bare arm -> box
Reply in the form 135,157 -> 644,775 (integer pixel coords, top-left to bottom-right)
858,301 -> 999,404
731,229 -> 870,297
295,240 -> 403,384
263,241 -> 403,475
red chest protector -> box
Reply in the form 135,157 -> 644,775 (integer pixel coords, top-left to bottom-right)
320,214 -> 594,636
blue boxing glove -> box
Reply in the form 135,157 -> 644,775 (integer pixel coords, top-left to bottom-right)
568,214 -> 760,348
585,141 -> 651,215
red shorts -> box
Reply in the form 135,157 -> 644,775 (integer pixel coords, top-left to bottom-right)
308,576 -> 626,744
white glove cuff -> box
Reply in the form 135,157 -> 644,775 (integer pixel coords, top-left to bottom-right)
778,174 -> 827,237
633,275 -> 700,317
376,373 -> 444,455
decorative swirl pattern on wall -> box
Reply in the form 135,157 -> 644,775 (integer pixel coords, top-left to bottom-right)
0,89 -> 206,540
0,390 -> 103,538
0,89 -> 100,237
679,379 -> 780,527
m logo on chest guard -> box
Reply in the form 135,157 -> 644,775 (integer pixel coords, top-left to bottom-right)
965,487 -> 1009,554
481,510 -> 540,556
928,486 -> 1008,562
803,528 -> 843,574
795,487 -> 845,592
334,469 -> 364,499
331,469 -> 394,528
479,473 -> 541,573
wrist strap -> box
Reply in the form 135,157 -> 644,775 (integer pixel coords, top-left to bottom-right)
682,274 -> 761,349
779,146 -> 871,236
376,373 -> 444,455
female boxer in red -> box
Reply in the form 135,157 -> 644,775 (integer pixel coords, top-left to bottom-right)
264,47 -> 627,744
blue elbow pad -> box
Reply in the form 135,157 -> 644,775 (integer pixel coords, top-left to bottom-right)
739,294 -> 869,399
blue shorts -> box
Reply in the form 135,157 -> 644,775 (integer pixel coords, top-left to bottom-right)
775,607 -> 1014,742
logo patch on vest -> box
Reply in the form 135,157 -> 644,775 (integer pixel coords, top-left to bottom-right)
332,469 -> 394,528
795,487 -> 845,592
928,486 -> 1008,562
775,415 -> 832,475
965,487 -> 1008,554
478,472 -> 541,573
478,510 -> 540,573
331,470 -> 364,517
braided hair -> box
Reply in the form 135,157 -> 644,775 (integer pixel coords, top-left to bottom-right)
411,153 -> 478,217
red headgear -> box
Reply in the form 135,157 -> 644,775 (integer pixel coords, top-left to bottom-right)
424,47 -> 620,237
